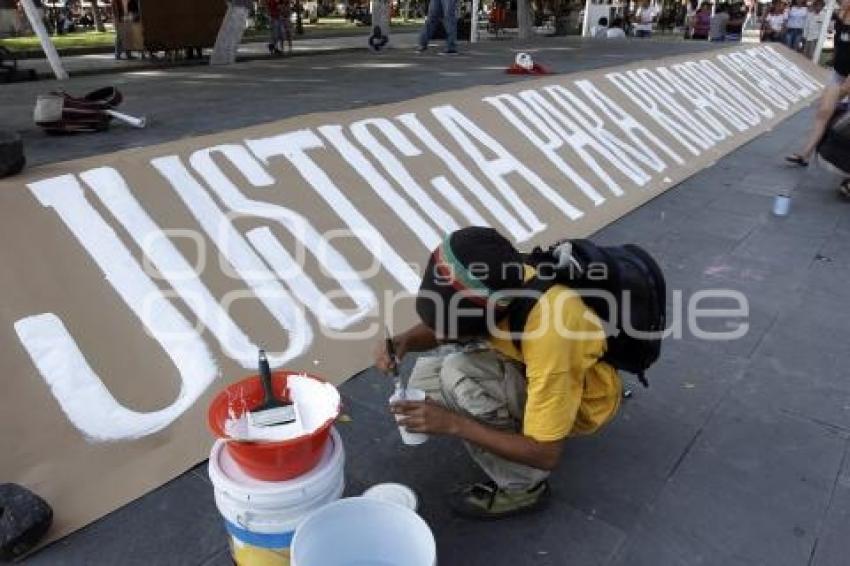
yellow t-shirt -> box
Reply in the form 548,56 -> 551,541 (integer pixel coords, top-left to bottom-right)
488,268 -> 622,442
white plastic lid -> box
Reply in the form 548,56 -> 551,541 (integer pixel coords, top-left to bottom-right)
362,483 -> 418,511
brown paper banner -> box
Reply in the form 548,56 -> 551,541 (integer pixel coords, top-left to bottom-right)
0,44 -> 827,544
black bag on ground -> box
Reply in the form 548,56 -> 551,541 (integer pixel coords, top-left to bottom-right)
0,131 -> 25,179
509,239 -> 666,386
817,104 -> 850,175
0,483 -> 53,561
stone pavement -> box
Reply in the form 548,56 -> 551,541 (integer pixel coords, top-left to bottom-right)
10,38 -> 850,566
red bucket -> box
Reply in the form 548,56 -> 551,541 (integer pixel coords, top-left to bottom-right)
207,371 -> 339,481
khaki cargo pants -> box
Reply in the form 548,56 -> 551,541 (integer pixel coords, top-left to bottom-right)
409,345 -> 550,491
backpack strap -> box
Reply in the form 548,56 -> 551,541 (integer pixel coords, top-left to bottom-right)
507,276 -> 559,353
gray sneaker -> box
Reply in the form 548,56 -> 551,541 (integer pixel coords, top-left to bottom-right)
438,49 -> 459,56
415,45 -> 428,53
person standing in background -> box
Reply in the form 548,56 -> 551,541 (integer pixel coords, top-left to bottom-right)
112,0 -> 133,60
785,0 -> 808,51
591,16 -> 609,37
606,17 -> 628,37
690,2 -> 712,39
634,1 -> 657,37
710,3 -> 730,41
280,0 -> 293,54
416,0 -> 458,55
762,2 -> 787,42
803,0 -> 826,59
266,0 -> 283,55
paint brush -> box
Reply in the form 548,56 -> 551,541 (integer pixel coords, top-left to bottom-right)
248,349 -> 297,427
385,326 -> 406,400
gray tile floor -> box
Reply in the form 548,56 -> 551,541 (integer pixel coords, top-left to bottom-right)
12,38 -> 850,566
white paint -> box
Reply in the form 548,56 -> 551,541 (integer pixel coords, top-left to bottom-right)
151,155 -> 313,365
671,63 -> 751,132
318,124 -> 446,249
697,60 -> 773,123
187,144 -> 376,330
606,70 -> 711,156
15,313 -> 218,441
224,374 -> 340,442
745,47 -> 804,101
247,227 -> 376,330
522,86 -> 650,185
760,45 -> 823,95
20,173 -> 220,441
718,52 -> 791,110
244,129 -> 420,293
350,117 -> 487,227
79,166 -> 263,368
571,79 -> 683,168
431,104 -> 584,222
395,112 -> 536,242
657,66 -> 732,142
484,92 -> 608,206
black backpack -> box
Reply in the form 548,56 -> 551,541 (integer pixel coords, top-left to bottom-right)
817,104 -> 850,176
508,239 -> 666,387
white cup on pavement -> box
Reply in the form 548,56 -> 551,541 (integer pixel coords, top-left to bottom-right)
389,387 -> 429,446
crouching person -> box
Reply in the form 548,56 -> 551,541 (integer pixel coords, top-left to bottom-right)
376,227 -> 622,519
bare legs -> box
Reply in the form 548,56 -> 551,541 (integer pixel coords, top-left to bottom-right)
788,76 -> 850,165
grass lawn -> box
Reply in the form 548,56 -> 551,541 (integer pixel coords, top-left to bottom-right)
0,30 -> 114,51
1,17 -> 423,52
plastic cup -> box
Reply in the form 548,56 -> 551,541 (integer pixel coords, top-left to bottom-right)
389,387 -> 429,445
773,194 -> 791,216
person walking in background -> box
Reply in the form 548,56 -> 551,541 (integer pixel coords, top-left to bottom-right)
762,1 -> 787,42
803,0 -> 826,59
111,0 -> 133,60
417,0 -> 458,55
710,3 -> 731,41
785,0 -> 808,51
690,2 -> 712,39
266,0 -> 284,55
280,0 -> 293,54
786,0 -> 850,167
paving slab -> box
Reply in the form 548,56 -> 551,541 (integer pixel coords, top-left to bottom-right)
612,398 -> 847,566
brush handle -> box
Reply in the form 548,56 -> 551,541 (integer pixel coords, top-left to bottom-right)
385,336 -> 399,377
259,350 -> 276,402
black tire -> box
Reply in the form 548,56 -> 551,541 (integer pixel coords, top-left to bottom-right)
0,130 -> 25,179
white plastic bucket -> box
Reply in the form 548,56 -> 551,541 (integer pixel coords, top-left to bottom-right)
209,427 -> 345,564
290,497 -> 437,566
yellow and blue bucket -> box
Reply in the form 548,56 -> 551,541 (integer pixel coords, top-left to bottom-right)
208,428 -> 345,566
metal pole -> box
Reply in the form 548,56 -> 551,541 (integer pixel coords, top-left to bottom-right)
19,0 -> 67,80
813,0 -> 836,63
470,0 -> 479,42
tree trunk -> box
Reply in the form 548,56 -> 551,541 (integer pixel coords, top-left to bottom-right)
19,0 -> 67,79
210,2 -> 249,65
370,0 -> 390,40
517,0 -> 532,39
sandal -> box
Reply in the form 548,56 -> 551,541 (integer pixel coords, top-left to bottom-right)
785,154 -> 809,167
840,179 -> 850,200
